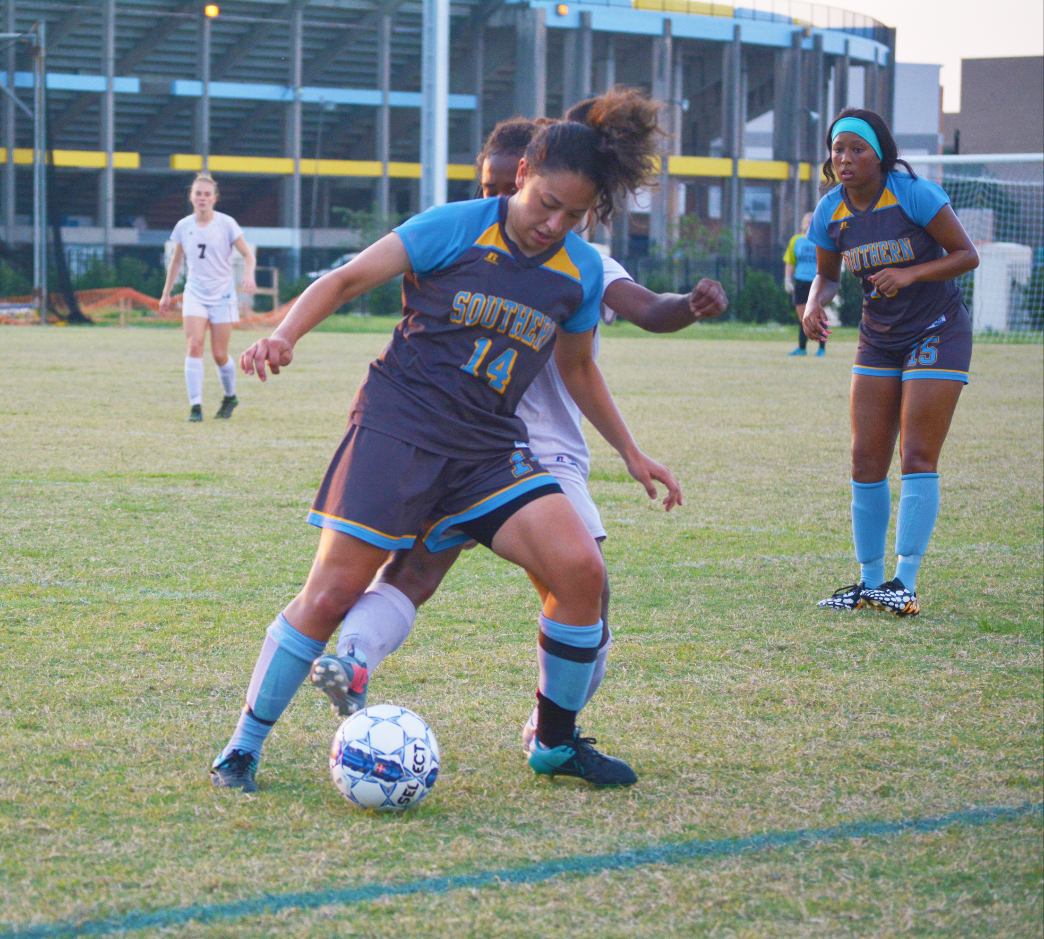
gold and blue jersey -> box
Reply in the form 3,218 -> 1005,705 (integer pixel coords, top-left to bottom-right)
807,172 -> 966,347
349,197 -> 603,458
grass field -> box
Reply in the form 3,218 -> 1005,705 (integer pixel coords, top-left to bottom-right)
1,325 -> 1041,938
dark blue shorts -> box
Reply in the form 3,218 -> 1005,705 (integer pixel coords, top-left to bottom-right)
853,309 -> 972,384
308,424 -> 561,553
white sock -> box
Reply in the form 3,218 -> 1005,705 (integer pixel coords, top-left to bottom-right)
184,356 -> 204,406
216,357 -> 236,397
336,581 -> 417,675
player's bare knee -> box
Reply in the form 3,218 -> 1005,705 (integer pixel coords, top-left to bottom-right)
187,339 -> 204,358
562,547 -> 606,605
900,450 -> 938,475
307,584 -> 364,625
852,446 -> 890,482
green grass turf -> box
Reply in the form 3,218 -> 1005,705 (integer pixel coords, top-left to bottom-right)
0,326 -> 1041,938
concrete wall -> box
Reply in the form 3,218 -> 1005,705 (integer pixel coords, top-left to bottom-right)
943,56 -> 1044,154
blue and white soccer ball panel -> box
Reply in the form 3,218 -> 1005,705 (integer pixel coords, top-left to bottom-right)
329,704 -> 439,811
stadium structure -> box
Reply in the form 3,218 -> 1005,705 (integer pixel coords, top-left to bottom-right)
0,0 -> 896,284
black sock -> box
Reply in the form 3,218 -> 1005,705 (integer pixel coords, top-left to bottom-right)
536,692 -> 577,748
798,327 -> 808,350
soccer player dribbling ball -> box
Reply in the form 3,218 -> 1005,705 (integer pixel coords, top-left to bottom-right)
309,108 -> 727,762
210,88 -> 681,794
159,172 -> 256,422
803,108 -> 979,617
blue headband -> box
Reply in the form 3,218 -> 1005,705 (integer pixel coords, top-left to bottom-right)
831,117 -> 883,160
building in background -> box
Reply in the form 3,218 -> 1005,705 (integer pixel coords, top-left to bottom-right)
0,0 -> 897,280
892,62 -> 942,156
943,57 -> 1044,155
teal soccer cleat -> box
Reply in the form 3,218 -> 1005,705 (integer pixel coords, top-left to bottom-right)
528,730 -> 637,787
210,749 -> 259,793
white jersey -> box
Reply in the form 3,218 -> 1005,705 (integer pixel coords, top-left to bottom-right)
170,211 -> 244,305
516,255 -> 634,477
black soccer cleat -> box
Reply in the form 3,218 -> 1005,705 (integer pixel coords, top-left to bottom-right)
528,730 -> 638,787
210,749 -> 259,793
186,404 -> 203,422
862,578 -> 920,617
816,582 -> 866,611
214,395 -> 239,419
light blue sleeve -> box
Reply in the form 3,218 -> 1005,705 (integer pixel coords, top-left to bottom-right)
560,238 -> 603,334
394,198 -> 498,275
895,173 -> 950,228
806,191 -> 840,252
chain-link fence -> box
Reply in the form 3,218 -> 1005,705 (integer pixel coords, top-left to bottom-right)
908,155 -> 1043,342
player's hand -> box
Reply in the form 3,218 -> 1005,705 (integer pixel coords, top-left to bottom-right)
689,278 -> 727,320
240,273 -> 257,294
784,278 -> 795,295
623,449 -> 683,512
241,336 -> 293,381
867,266 -> 914,298
802,299 -> 831,343
158,294 -> 170,316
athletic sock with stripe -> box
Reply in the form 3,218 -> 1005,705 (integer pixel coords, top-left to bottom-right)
535,615 -> 602,748
220,613 -> 325,762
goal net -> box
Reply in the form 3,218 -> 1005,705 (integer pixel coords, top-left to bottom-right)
906,154 -> 1044,343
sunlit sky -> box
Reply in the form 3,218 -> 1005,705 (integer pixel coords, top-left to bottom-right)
835,0 -> 1043,112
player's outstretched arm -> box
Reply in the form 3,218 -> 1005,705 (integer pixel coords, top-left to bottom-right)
554,327 -> 682,511
605,277 -> 726,333
802,247 -> 842,343
241,232 -> 412,381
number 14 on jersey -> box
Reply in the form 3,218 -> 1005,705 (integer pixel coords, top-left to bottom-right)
461,339 -> 517,394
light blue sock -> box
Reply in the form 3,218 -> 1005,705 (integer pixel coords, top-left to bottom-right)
851,479 -> 890,589
582,630 -> 612,710
894,473 -> 940,591
537,615 -> 603,711
219,613 -> 326,762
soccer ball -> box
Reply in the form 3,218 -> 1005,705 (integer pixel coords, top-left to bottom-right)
329,704 -> 440,811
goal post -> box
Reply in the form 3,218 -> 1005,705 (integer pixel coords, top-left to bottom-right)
905,153 -> 1044,343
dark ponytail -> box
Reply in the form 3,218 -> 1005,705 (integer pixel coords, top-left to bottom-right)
527,86 -> 662,224
821,107 -> 916,191
474,117 -> 540,176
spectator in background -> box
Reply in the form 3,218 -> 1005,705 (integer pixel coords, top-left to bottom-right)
784,212 -> 825,356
